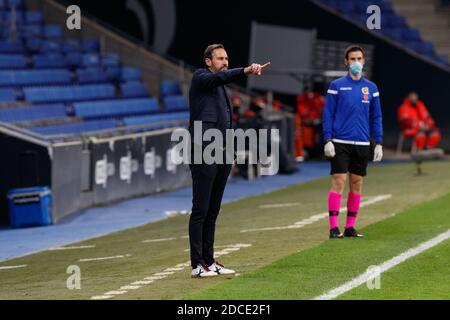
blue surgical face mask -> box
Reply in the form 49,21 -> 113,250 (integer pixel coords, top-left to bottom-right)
349,61 -> 363,75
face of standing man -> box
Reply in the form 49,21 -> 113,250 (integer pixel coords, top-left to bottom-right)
205,48 -> 229,72
344,50 -> 365,79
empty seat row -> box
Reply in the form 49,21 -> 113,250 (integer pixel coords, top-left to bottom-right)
0,54 -> 27,69
163,95 -> 189,112
0,69 -> 72,86
29,119 -> 118,136
74,98 -> 159,119
23,84 -> 115,103
123,112 -> 189,127
120,81 -> 148,97
0,103 -> 66,122
0,87 -> 17,101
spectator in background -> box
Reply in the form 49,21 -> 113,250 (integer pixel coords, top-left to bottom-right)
231,95 -> 242,127
397,92 -> 441,150
296,86 -> 325,158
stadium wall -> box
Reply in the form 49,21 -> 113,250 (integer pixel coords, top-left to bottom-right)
61,0 -> 450,151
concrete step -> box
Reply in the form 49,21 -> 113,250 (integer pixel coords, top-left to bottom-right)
394,4 -> 437,13
407,19 -> 450,28
391,0 -> 438,5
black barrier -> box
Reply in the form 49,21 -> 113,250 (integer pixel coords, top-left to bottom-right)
1,126 -> 192,225
90,130 -> 191,206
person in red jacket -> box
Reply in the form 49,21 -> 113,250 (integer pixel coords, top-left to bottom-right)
296,86 -> 325,157
397,92 -> 441,150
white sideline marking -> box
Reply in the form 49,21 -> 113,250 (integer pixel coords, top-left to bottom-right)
142,237 -> 177,243
48,245 -> 96,251
0,264 -> 27,270
79,254 -> 131,262
313,229 -> 450,300
90,243 -> 252,300
183,244 -> 251,252
91,295 -> 114,300
241,195 -> 392,233
259,202 -> 301,209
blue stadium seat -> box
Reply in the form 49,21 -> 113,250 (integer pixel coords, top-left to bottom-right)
61,39 -> 81,53
0,54 -> 27,69
102,53 -> 120,67
105,66 -> 121,81
76,68 -> 107,83
40,41 -> 62,53
0,88 -> 16,102
23,84 -> 115,103
29,119 -> 118,136
25,11 -> 43,24
401,28 -> 422,42
82,40 -> 99,52
73,98 -> 159,119
0,104 -> 66,122
121,82 -> 149,98
82,53 -> 100,67
0,69 -> 72,86
121,67 -> 141,81
32,53 -> 66,68
163,95 -> 189,112
21,24 -> 43,39
0,40 -> 24,53
160,80 -> 182,97
43,25 -> 63,39
123,112 -> 189,127
65,52 -> 82,66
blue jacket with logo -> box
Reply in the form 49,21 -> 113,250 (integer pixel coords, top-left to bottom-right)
322,74 -> 383,144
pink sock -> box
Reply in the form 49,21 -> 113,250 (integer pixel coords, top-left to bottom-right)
346,192 -> 361,229
328,192 -> 342,230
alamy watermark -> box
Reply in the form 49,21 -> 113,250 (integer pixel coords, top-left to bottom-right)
366,265 -> 381,290
66,265 -> 81,290
66,5 -> 81,30
170,122 -> 280,176
366,5 -> 381,30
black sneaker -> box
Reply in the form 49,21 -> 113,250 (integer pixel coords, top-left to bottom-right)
329,227 -> 343,239
344,227 -> 364,238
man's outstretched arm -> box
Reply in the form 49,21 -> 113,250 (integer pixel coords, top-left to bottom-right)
195,62 -> 270,89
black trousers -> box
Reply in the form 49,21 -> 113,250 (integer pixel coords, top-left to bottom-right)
189,162 -> 232,268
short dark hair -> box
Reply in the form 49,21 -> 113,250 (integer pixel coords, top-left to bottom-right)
345,45 -> 365,60
204,44 -> 225,61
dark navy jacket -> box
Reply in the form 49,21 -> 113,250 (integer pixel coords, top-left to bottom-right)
189,67 -> 246,137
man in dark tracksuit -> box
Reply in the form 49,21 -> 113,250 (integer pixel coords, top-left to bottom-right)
188,44 -> 269,278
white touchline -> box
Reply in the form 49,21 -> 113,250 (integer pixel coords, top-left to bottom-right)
90,243 -> 252,300
241,195 -> 392,233
259,202 -> 301,209
48,245 -> 96,251
0,264 -> 27,270
142,237 -> 177,243
79,254 -> 131,262
313,228 -> 450,300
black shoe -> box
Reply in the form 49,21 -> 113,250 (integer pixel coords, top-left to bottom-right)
344,227 -> 364,238
329,227 -> 343,239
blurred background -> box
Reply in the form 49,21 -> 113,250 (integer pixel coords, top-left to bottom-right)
0,0 -> 449,229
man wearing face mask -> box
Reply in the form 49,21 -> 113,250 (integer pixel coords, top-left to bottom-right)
322,45 -> 383,239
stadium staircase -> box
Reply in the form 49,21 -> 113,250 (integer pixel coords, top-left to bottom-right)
318,0 -> 450,67
0,0 -> 189,140
390,0 -> 450,64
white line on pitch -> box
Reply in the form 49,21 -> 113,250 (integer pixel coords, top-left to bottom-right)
0,264 -> 27,270
142,237 -> 177,243
313,228 -> 450,300
79,254 -> 131,262
241,195 -> 392,233
90,243 -> 252,300
48,245 -> 96,251
259,202 -> 301,209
